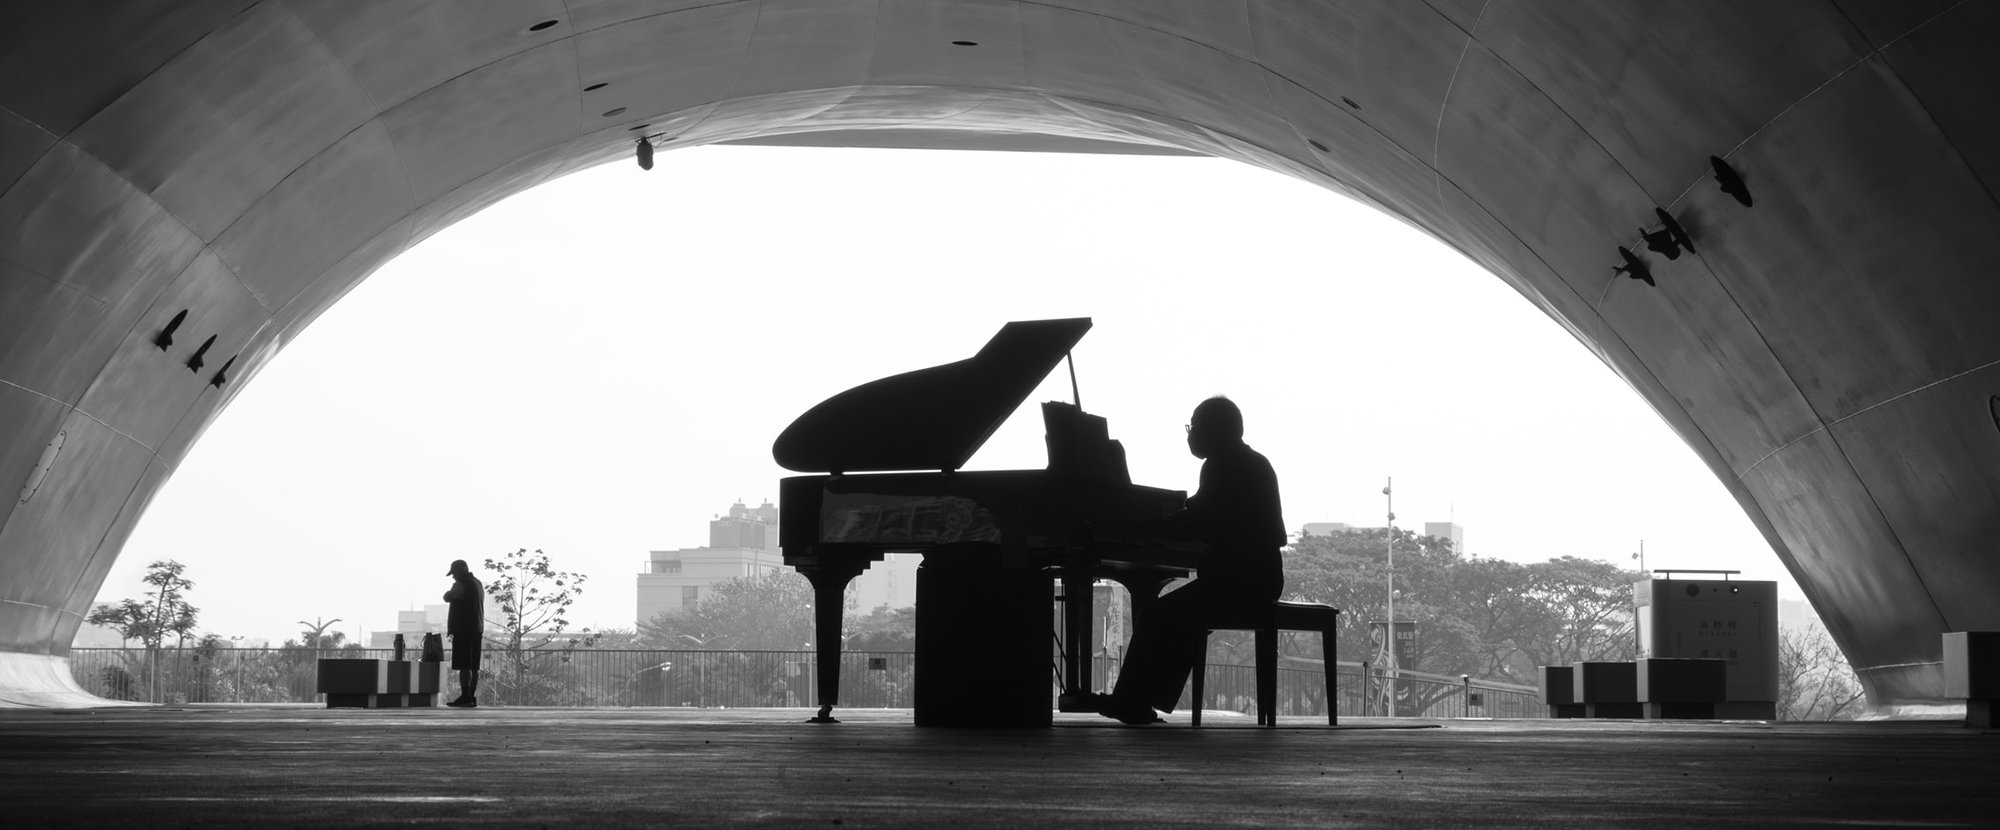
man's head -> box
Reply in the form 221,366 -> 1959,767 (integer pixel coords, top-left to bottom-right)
446,559 -> 470,577
1186,396 -> 1244,459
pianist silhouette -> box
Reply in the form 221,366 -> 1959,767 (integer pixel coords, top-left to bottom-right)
1099,396 -> 1285,725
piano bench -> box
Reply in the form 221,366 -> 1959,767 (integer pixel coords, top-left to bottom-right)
1189,601 -> 1341,727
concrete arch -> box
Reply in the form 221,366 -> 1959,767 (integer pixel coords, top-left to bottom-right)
3,1 -> 1996,710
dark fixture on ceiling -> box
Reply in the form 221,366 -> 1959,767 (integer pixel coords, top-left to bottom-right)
1341,97 -> 1360,109
636,137 -> 654,170
1307,139 -> 1329,153
528,20 -> 559,32
1641,207 -> 1696,259
209,355 -> 236,389
584,82 -> 608,92
602,107 -> 627,117
951,40 -> 978,46
1711,156 -> 1752,207
186,334 -> 216,372
1639,207 -> 1696,260
1613,246 -> 1654,287
154,309 -> 187,350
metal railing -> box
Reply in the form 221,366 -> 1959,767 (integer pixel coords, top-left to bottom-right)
66,647 -> 1542,717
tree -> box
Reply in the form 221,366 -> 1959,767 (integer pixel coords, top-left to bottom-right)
86,560 -> 200,650
847,605 -> 915,652
1280,530 -> 1638,696
1777,624 -> 1865,721
637,570 -> 822,651
638,571 -> 856,708
85,560 -> 201,702
481,548 -> 600,705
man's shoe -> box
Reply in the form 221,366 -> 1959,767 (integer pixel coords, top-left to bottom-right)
445,697 -> 468,707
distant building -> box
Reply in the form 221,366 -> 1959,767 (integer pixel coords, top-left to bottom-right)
367,604 -> 449,649
1423,522 -> 1464,553
637,500 -> 917,626
1300,522 -> 1352,537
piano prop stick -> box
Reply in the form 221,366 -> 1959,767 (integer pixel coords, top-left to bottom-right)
774,318 -> 1202,726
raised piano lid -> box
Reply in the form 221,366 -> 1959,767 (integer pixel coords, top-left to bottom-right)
772,317 -> 1092,474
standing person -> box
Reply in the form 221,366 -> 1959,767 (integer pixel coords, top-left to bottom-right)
1099,396 -> 1286,724
443,559 -> 485,707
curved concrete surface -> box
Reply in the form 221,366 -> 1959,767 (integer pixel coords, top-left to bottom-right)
2,2 -> 1996,711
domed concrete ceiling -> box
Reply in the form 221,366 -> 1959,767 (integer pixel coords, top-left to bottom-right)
1,1 -> 1994,710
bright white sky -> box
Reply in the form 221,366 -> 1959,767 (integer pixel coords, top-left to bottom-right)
96,145 -> 1800,645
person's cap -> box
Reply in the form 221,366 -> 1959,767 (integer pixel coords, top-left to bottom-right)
446,559 -> 469,576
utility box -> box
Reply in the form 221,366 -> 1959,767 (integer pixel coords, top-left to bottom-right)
1635,573 -> 1778,718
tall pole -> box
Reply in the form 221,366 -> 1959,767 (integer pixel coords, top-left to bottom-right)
1383,477 -> 1396,716
1632,540 -> 1646,656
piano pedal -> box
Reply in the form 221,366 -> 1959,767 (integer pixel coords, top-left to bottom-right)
807,704 -> 840,724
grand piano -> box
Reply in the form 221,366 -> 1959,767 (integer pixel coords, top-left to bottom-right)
773,317 -> 1200,726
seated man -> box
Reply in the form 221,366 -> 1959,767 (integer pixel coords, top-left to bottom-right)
1100,396 -> 1286,724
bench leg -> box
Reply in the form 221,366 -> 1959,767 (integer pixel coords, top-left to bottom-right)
1256,628 -> 1277,726
1323,624 -> 1338,726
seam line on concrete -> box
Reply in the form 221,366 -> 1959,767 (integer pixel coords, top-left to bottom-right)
55,1 -> 268,143
0,379 -> 156,458
1430,0 -> 1485,215
0,102 -> 60,198
561,0 -> 588,140
0,251 -> 110,307
1856,660 -> 1943,673
1860,7 -> 2000,246
1737,354 -> 2000,482
62,456 -> 166,624
277,1 -> 421,257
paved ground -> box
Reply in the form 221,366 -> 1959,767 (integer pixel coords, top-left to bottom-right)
0,706 -> 1994,828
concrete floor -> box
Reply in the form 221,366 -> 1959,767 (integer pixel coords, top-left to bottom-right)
0,706 -> 1994,828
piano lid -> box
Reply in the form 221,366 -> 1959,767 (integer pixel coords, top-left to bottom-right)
773,318 -> 1092,474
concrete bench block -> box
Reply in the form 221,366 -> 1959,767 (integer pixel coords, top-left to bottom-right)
1644,702 -> 1715,719
315,659 -> 386,694
325,691 -> 440,709
385,661 -> 412,693
1584,702 -> 1644,719
382,662 -> 443,693
1943,632 -> 2000,699
1638,658 -> 1727,703
1541,665 -> 1576,705
1572,661 -> 1637,703
1712,701 -> 1777,720
416,661 -> 442,693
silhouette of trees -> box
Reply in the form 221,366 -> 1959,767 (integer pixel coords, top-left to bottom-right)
1777,624 -> 1864,721
84,560 -> 202,701
1278,530 -> 1637,685
85,560 -> 201,650
480,548 -> 599,705
638,570 -> 822,651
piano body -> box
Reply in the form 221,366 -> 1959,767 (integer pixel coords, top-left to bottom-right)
773,318 -> 1198,726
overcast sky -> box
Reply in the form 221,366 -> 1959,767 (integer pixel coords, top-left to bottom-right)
96,145 -> 1798,645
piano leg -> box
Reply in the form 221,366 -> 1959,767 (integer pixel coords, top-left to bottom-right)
800,564 -> 866,724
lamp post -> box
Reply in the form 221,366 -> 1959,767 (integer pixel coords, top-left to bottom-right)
1631,540 -> 1646,656
679,634 -> 712,707
1383,477 -> 1396,716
